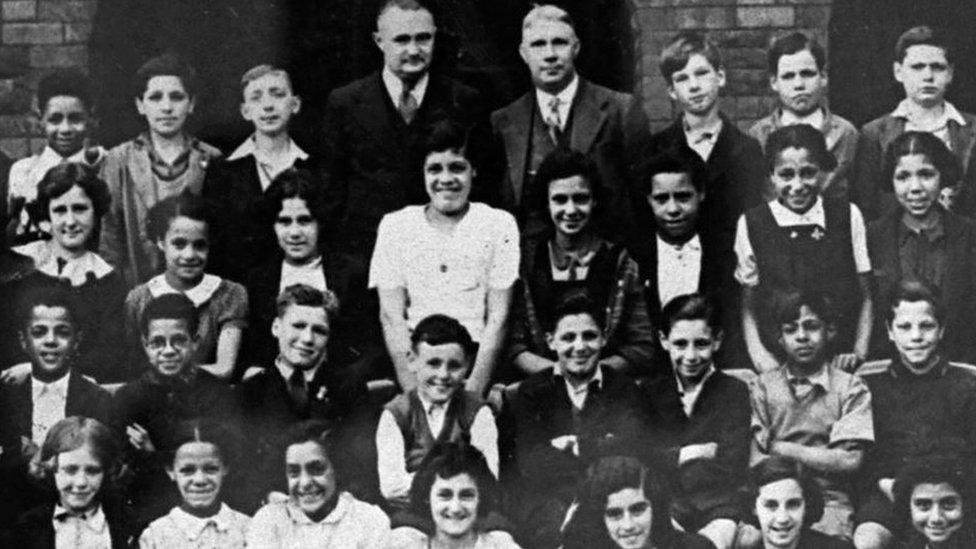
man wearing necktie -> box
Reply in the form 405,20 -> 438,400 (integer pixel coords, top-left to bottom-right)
319,0 -> 489,264
491,4 -> 649,248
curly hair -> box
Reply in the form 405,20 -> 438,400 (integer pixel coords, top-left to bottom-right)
35,162 -> 112,222
32,416 -> 121,488
408,442 -> 498,522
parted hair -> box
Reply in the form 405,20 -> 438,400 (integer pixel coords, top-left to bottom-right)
548,289 -> 605,333
535,147 -> 603,217
765,124 -> 838,173
893,455 -> 975,541
660,292 -> 722,336
659,30 -> 723,84
146,192 -> 210,243
240,64 -> 293,95
522,4 -> 576,37
275,284 -> 340,324
408,442 -> 498,520
895,25 -> 952,64
35,162 -> 112,221
33,416 -> 121,484
882,131 -> 962,191
410,314 -> 477,357
261,168 -> 327,229
133,52 -> 198,99
884,279 -> 945,326
747,456 -> 825,527
767,31 -> 826,74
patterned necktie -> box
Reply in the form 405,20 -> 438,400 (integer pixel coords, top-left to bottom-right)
546,96 -> 563,145
399,85 -> 418,124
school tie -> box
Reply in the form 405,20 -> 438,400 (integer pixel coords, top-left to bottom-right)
399,84 -> 419,125
546,96 -> 563,145
288,368 -> 309,413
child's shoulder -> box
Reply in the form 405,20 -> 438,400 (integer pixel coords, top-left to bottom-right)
190,138 -> 223,160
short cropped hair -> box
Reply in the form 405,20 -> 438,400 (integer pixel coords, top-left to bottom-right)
748,456 -> 825,527
522,4 -> 577,38
768,31 -> 826,74
883,131 -> 962,191
765,124 -> 838,173
548,289 -> 605,333
275,284 -> 340,324
893,455 -> 974,539
146,192 -> 210,243
35,163 -> 112,221
140,293 -> 199,337
35,416 -> 120,483
409,442 -> 498,519
134,53 -> 198,99
885,279 -> 945,326
377,0 -> 429,22
37,69 -> 94,113
261,168 -> 326,228
18,283 -> 77,331
770,289 -> 837,328
410,314 -> 477,357
422,119 -> 471,160
660,293 -> 722,336
895,25 -> 952,64
660,31 -> 723,84
240,64 -> 293,96
636,149 -> 707,195
535,147 -> 603,216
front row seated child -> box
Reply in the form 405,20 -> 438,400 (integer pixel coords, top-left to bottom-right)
376,314 -> 498,510
204,64 -> 309,282
112,293 -> 238,523
892,456 -> 976,549
369,120 -> 519,396
99,53 -> 222,286
123,193 -> 248,381
247,420 -> 391,548
853,282 -> 976,549
749,290 -> 874,541
501,290 -> 643,548
736,124 -> 873,372
7,69 -> 105,245
642,293 -> 750,549
5,416 -> 135,547
389,442 -> 521,548
508,147 -> 654,380
866,132 -> 976,364
138,419 -> 249,548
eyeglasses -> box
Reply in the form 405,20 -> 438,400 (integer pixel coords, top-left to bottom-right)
146,334 -> 191,351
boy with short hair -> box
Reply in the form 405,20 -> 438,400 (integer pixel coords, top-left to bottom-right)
645,30 -> 766,250
204,64 -> 310,281
853,25 -> 976,220
375,314 -> 497,509
7,69 -> 105,244
749,290 -> 874,541
750,31 -> 858,201
853,281 -> 976,549
642,293 -> 750,549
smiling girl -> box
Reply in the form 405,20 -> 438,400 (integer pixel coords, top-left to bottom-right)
893,457 -> 976,549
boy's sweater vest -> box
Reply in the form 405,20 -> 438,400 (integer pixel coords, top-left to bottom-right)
385,389 -> 484,473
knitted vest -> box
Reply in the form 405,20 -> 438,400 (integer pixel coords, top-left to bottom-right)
385,389 -> 484,473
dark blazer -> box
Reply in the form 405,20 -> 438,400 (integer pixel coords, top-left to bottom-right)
641,370 -> 751,528
867,208 -> 976,363
643,114 -> 766,250
320,71 -> 487,258
490,78 -> 649,243
203,154 -> 317,283
6,501 -> 134,548
243,251 -> 382,378
0,372 -> 112,466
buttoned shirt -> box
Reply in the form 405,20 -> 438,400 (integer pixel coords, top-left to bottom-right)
279,256 -> 327,293
138,503 -> 250,549
369,203 -> 520,341
32,373 -> 70,445
656,234 -> 702,308
13,241 -> 114,287
683,117 -> 723,162
52,504 -> 111,549
892,99 -> 968,150
548,239 -> 597,281
227,135 -> 309,191
274,356 -> 321,385
382,66 -> 429,112
245,492 -> 391,548
375,394 -> 499,501
555,364 -> 604,410
675,365 -> 715,417
535,74 -> 579,131
733,197 -> 872,286
780,108 -> 826,129
897,214 -> 948,290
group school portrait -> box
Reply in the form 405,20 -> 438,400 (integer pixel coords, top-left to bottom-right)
0,0 -> 974,547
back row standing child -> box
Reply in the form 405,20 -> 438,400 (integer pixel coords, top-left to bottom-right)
749,31 -> 858,202
99,53 -> 222,287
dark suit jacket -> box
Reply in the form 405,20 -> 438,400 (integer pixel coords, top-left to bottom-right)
491,78 -> 649,244
0,372 -> 112,466
641,370 -> 751,528
243,252 -> 383,379
320,71 -> 487,258
867,208 -> 976,363
6,500 -> 134,548
203,154 -> 317,283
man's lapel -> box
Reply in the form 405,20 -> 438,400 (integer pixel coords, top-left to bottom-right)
499,93 -> 534,207
350,73 -> 402,158
569,79 -> 609,154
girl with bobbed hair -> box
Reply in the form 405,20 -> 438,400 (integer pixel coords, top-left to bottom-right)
892,455 -> 976,548
562,455 -> 713,549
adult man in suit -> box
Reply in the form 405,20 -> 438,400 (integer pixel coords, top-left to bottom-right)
491,4 -> 649,246
320,0 -> 488,261
239,285 -> 375,507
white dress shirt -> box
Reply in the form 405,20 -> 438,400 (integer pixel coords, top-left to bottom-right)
52,503 -> 111,549
656,234 -> 702,308
279,256 -> 327,293
382,66 -> 429,111
780,107 -> 826,130
535,73 -> 579,131
32,372 -> 70,445
683,117 -> 723,162
891,99 -> 968,150
226,135 -> 309,191
556,364 -> 604,410
676,365 -> 715,417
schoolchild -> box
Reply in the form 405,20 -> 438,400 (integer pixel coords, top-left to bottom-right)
123,194 -> 247,381
735,124 -> 872,372
892,456 -> 976,549
750,31 -> 858,201
99,53 -> 222,286
376,314 -> 497,509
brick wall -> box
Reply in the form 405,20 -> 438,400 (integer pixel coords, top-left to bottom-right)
0,0 -> 95,159
632,0 -> 833,132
